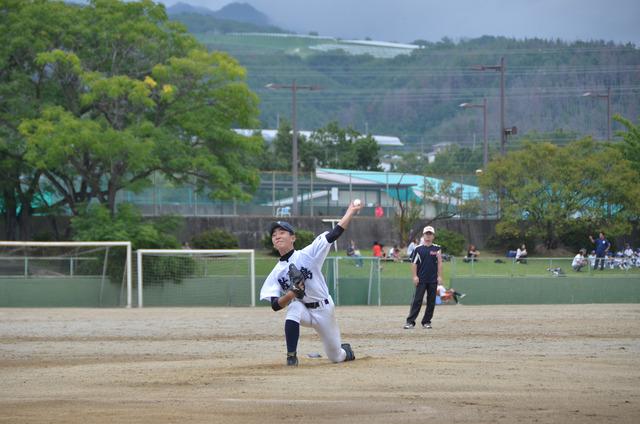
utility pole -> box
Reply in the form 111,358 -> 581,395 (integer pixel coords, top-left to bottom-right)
582,86 -> 612,141
459,98 -> 488,169
266,80 -> 321,215
473,57 -> 506,155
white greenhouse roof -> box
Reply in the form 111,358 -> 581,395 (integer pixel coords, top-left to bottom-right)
233,129 -> 403,146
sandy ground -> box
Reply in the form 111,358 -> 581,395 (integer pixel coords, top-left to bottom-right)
0,304 -> 639,423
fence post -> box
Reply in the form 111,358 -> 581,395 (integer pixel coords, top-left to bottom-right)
310,171 -> 314,217
272,171 -> 276,216
332,259 -> 340,305
377,257 -> 381,306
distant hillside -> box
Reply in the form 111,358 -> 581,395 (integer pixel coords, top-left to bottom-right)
197,34 -> 639,151
166,5 -> 639,152
168,2 -> 285,34
167,2 -> 216,16
215,2 -> 270,26
171,13 -> 288,34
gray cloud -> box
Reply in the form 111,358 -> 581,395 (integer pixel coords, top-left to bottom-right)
161,0 -> 640,44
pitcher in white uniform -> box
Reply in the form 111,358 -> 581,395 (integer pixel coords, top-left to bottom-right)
260,200 -> 362,366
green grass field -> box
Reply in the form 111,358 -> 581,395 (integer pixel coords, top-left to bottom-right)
142,251 -> 640,285
254,252 -> 640,286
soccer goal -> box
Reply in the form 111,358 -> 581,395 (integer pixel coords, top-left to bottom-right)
136,249 -> 255,307
0,241 -> 132,307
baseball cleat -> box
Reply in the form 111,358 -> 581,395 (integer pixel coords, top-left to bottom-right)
286,353 -> 298,366
422,323 -> 432,329
341,343 -> 355,361
403,322 -> 415,329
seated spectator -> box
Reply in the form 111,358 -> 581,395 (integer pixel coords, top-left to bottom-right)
437,284 -> 466,304
613,251 -> 629,270
572,248 -> 587,272
463,244 -> 480,263
388,244 -> 401,262
605,251 -> 615,269
346,240 -> 363,267
372,241 -> 385,258
515,244 -> 528,264
623,243 -> 634,268
372,241 -> 386,270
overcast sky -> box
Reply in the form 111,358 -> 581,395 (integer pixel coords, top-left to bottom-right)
159,0 -> 640,45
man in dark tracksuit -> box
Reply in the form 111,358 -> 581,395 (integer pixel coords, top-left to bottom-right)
404,226 -> 443,329
589,232 -> 611,271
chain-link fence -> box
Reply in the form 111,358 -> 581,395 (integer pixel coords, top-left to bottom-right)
449,256 -> 640,277
117,170 -> 494,218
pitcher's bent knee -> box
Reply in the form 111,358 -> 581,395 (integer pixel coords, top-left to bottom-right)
326,346 -> 346,363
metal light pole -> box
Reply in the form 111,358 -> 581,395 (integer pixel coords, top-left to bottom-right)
459,98 -> 488,169
460,99 -> 488,218
473,57 -> 506,155
582,87 -> 612,141
266,80 -> 320,215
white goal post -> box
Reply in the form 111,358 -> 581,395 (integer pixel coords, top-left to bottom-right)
0,241 -> 133,308
136,249 -> 256,308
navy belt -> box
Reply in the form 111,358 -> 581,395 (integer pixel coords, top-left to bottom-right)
304,299 -> 329,309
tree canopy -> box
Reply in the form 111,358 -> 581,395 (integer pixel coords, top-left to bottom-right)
1,0 -> 261,239
480,138 -> 640,249
615,115 -> 640,176
258,120 -> 381,172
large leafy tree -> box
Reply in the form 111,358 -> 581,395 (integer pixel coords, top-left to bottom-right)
1,0 -> 261,239
615,115 -> 640,176
480,138 -> 640,249
0,0 -> 74,239
260,120 -> 381,172
307,121 -> 381,171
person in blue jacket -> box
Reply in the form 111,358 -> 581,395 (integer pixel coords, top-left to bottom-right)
589,232 -> 611,271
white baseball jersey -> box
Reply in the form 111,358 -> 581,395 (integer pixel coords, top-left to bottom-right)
260,232 -> 332,303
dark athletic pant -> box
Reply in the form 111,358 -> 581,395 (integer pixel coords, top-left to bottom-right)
595,254 -> 605,270
406,282 -> 437,325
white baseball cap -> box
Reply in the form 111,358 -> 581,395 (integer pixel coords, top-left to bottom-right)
423,226 -> 435,234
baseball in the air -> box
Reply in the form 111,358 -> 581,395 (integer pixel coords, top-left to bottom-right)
353,199 -> 362,206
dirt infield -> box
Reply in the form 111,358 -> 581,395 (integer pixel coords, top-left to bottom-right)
1,304 -> 639,423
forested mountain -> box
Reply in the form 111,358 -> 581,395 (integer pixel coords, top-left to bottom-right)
168,2 -> 286,34
169,7 -> 640,154
212,2 -> 270,26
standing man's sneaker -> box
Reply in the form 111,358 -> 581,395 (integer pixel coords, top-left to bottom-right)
422,323 -> 432,329
403,322 -> 415,329
286,353 -> 298,366
341,343 -> 356,361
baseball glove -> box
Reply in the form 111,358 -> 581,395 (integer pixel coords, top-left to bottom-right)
287,263 -> 306,299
